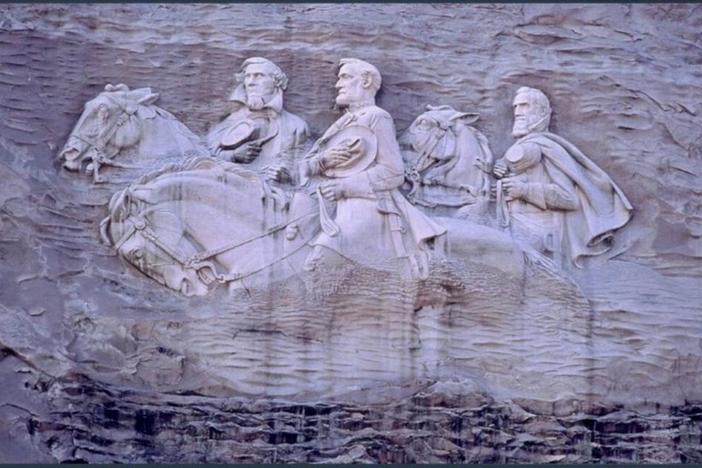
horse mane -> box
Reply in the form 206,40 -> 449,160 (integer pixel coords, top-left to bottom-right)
454,121 -> 494,171
131,156 -> 215,186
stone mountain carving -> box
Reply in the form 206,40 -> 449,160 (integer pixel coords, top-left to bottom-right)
401,104 -> 493,218
494,87 -> 634,268
7,5 -> 702,464
206,57 -> 309,185
99,59 -> 588,296
59,83 -> 207,183
295,58 -> 447,278
95,64 -> 637,295
100,157 -> 311,296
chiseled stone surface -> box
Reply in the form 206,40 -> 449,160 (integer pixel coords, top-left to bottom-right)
1,3 -> 701,463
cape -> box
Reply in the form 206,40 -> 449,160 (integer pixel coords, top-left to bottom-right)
519,132 -> 634,266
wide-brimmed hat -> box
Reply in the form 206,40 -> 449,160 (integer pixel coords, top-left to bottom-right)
219,118 -> 280,150
320,125 -> 378,178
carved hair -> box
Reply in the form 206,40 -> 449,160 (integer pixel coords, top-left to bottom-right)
235,57 -> 288,91
515,86 -> 551,118
339,58 -> 382,94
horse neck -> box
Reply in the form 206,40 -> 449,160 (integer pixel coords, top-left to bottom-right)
455,125 -> 485,162
140,110 -> 204,155
441,125 -> 488,186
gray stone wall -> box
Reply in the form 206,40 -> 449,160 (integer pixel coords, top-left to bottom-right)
0,3 -> 701,463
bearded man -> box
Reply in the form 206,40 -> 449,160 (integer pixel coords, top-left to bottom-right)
493,86 -> 633,267
291,58 -> 446,277
207,57 -> 309,184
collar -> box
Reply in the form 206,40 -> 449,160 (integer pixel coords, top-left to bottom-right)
344,99 -> 375,113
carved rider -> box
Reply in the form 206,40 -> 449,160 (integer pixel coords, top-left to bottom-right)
207,57 -> 309,184
295,58 -> 447,277
493,86 -> 633,267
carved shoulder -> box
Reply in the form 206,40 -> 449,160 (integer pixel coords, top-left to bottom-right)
284,110 -> 310,135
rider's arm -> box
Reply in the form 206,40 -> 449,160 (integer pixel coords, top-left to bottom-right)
337,112 -> 404,195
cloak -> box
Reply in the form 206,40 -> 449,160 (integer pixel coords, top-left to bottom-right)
519,132 -> 633,266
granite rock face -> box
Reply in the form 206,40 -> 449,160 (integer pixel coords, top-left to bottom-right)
1,3 -> 701,463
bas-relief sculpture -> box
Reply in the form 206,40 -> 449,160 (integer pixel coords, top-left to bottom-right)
3,4 -> 702,463
59,84 -> 207,183
56,57 -> 654,415
400,105 -> 493,219
493,87 -> 633,268
94,58 -> 631,294
206,57 -> 309,185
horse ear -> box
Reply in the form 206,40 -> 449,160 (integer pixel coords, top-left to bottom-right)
137,93 -> 160,106
105,83 -> 130,92
450,112 -> 480,125
426,104 -> 453,112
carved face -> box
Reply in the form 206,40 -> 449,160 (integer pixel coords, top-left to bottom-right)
407,114 -> 446,156
512,91 -> 548,137
60,96 -> 110,170
115,226 -> 209,297
59,93 -> 142,171
335,63 -> 367,107
404,107 -> 479,161
243,62 -> 277,99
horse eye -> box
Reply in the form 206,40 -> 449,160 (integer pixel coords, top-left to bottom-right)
133,249 -> 143,259
417,119 -> 434,130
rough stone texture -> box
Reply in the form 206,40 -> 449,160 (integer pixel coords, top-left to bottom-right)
1,3 -> 701,463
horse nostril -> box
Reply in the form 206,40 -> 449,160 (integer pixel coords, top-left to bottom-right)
61,148 -> 81,162
62,158 -> 81,171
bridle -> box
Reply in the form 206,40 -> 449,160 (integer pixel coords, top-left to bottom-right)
110,207 -> 317,288
72,94 -> 139,182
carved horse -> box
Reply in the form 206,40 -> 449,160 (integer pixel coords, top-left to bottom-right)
99,156 -> 553,297
100,157 -> 320,296
59,83 -> 208,182
401,105 -> 494,217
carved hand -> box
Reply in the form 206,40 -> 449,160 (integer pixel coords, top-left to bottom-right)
319,147 -> 353,170
493,159 -> 509,179
501,177 -> 528,201
285,223 -> 299,241
263,163 -> 291,183
231,142 -> 262,164
319,182 -> 343,201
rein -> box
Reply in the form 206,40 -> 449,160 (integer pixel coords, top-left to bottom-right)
113,208 -> 317,284
74,96 -> 140,182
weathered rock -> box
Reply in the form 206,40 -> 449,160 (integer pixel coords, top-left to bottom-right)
1,3 -> 701,463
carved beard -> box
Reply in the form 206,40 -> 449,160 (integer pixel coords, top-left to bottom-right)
246,94 -> 267,111
512,116 -> 530,137
245,88 -> 281,111
512,113 -> 548,137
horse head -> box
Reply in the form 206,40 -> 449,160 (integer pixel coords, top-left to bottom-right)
100,185 -> 210,297
59,83 -> 160,175
401,105 -> 480,170
402,105 -> 493,192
